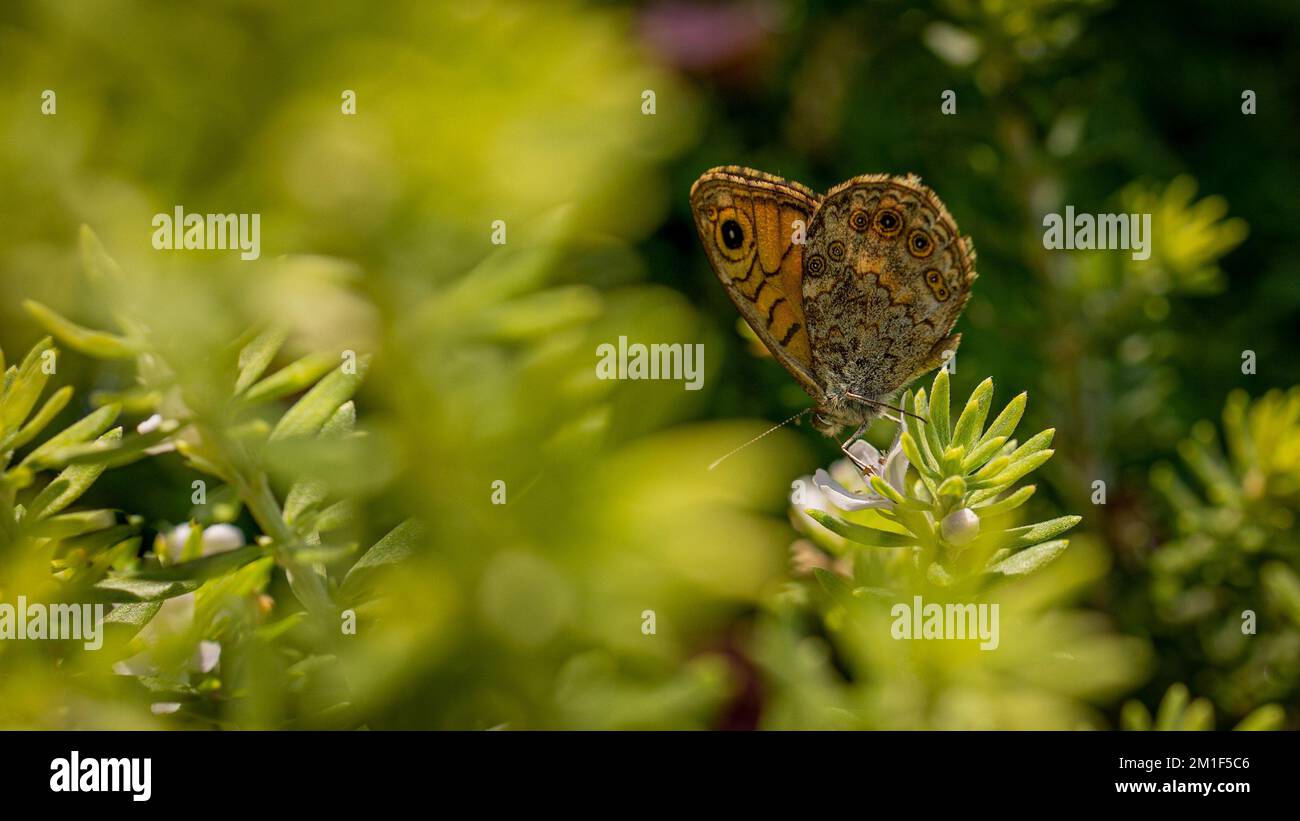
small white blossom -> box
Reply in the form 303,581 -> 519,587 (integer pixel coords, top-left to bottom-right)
136,414 -> 164,434
812,434 -> 910,512
160,523 -> 246,564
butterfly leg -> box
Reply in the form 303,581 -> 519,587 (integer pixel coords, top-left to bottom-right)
840,422 -> 875,475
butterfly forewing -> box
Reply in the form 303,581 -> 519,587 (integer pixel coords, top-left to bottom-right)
689,166 -> 823,400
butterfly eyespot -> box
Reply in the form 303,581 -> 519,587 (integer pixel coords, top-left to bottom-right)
807,254 -> 827,275
874,208 -> 903,237
850,210 -> 870,232
907,229 -> 934,258
720,219 -> 745,250
926,271 -> 940,284
828,240 -> 846,260
937,288 -> 948,299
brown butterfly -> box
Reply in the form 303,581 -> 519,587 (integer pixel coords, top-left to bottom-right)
690,166 -> 976,468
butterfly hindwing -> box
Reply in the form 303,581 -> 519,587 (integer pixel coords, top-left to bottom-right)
802,174 -> 976,403
689,166 -> 823,400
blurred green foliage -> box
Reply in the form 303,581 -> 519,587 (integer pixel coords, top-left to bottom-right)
1146,389 -> 1300,717
1,0 -> 1297,728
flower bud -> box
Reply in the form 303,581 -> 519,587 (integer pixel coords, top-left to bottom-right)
941,507 -> 980,545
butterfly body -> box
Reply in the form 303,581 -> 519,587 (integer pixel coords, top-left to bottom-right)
690,167 -> 976,438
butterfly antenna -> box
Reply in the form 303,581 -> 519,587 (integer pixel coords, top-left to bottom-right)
708,408 -> 812,471
845,393 -> 928,424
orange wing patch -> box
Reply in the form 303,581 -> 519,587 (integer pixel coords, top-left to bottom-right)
690,167 -> 820,397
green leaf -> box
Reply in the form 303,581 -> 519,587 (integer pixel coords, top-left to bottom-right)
936,475 -> 967,497
1235,704 -> 1286,731
962,435 -> 1008,473
1155,684 -> 1190,731
92,576 -> 200,602
999,515 -> 1081,550
941,444 -> 965,475
902,391 -> 935,472
900,432 -> 939,480
130,544 -> 263,582
235,326 -> 289,394
179,521 -> 205,563
986,539 -> 1069,575
867,475 -> 906,506
971,484 -> 1036,516
6,385 -> 73,451
1262,562 -> 1300,625
1006,428 -> 1055,463
35,422 -> 176,470
915,389 -> 945,470
63,523 -> 141,557
340,519 -> 423,601
812,566 -> 856,605
322,400 -> 356,435
805,510 -> 916,548
20,403 -> 121,469
973,455 -> 1011,481
26,508 -> 117,540
314,499 -> 355,532
269,355 -> 370,441
291,541 -> 358,564
1120,701 -> 1153,731
22,300 -> 137,359
929,370 -> 951,448
26,428 -> 122,520
983,448 -> 1055,489
283,402 -> 359,525
240,352 -> 337,405
80,224 -> 125,284
1,337 -> 54,433
103,601 -> 163,628
977,392 -> 1027,451
951,377 -> 993,451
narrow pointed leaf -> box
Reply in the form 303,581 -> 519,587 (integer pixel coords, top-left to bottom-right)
951,377 -> 993,451
977,392 -> 1027,450
27,428 -> 122,520
7,385 -> 73,450
235,326 -> 289,394
270,355 -> 370,441
240,352 -> 337,404
986,539 -> 1069,575
23,300 -> 137,359
929,370 -> 951,447
805,510 -> 916,548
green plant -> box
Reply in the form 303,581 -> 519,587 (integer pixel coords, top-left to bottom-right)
801,369 -> 1079,584
1121,683 -> 1284,731
2,228 -> 417,726
1148,388 -> 1300,718
758,371 -> 1145,730
0,337 -> 142,593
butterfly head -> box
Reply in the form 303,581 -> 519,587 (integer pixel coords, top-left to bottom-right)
813,390 -> 880,436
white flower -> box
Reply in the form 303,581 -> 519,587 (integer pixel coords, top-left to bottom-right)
111,593 -> 222,678
160,523 -> 246,565
812,434 -> 910,512
136,414 -> 164,434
